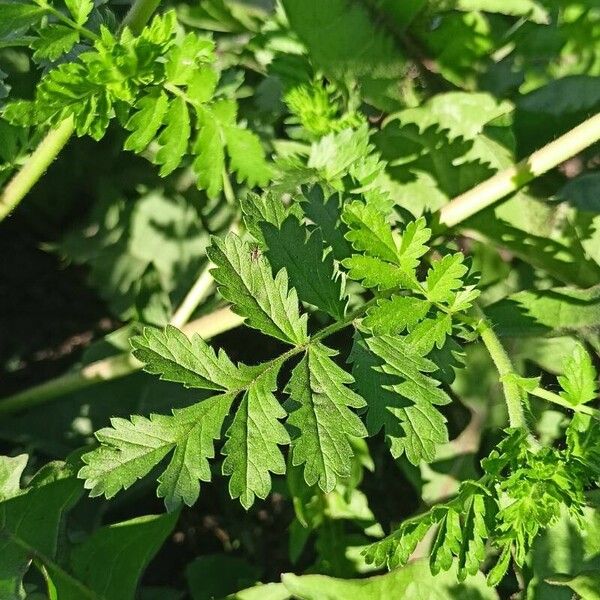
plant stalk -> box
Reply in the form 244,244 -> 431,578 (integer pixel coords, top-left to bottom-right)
439,112 -> 600,228
0,308 -> 243,417
169,263 -> 215,328
0,0 -> 163,223
476,317 -> 528,429
0,117 -> 75,221
529,387 -> 600,421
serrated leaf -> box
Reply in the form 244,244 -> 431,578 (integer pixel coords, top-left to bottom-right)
558,343 -> 598,406
130,325 -> 253,391
262,215 -> 346,319
222,370 -> 290,508
363,296 -> 430,335
207,233 -> 308,345
397,218 -> 431,272
342,201 -> 398,263
80,395 -> 233,511
405,314 -> 453,354
0,3 -> 45,38
31,25 -> 79,61
430,509 -> 461,574
193,106 -> 225,198
285,342 -> 367,492
64,0 -> 93,25
223,124 -> 272,188
351,333 -> 449,464
343,254 -> 409,290
166,33 -> 215,85
300,186 -> 352,261
124,90 -> 169,153
426,254 -> 468,304
155,97 -> 189,176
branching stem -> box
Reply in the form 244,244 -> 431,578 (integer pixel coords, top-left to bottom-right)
528,387 -> 600,421
439,112 -> 600,228
476,317 -> 528,429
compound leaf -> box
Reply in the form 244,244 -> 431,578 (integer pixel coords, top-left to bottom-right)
207,233 -> 308,345
558,343 -> 598,406
262,215 -> 346,319
222,370 -> 290,509
285,342 -> 367,492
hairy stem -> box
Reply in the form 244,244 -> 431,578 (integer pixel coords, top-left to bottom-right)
529,387 -> 600,421
0,117 -> 75,221
476,317 -> 527,429
0,308 -> 243,417
439,112 -> 600,228
0,0 -> 162,222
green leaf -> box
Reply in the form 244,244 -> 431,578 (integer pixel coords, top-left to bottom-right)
278,559 -> 498,600
281,0 -> 405,109
456,0 -> 549,24
352,333 -> 450,464
165,34 -> 215,85
223,124 -> 272,189
222,370 -> 290,508
343,201 -> 398,263
558,343 -> 598,406
300,186 -> 352,261
131,325 -> 254,391
262,215 -> 346,319
426,254 -> 468,304
124,91 -> 169,153
485,285 -> 600,338
48,513 -> 178,600
285,342 -> 367,491
0,3 -> 45,38
31,25 -> 79,61
0,458 -> 82,600
343,254 -> 408,290
64,0 -> 93,25
155,97 -> 190,176
547,571 -> 600,599
207,233 -> 308,345
0,455 -> 27,501
79,396 -> 233,510
363,296 -> 430,335
193,107 -> 225,198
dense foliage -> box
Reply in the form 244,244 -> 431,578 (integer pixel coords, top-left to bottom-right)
1,0 -> 600,598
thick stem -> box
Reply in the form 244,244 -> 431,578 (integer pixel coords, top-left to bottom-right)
439,112 -> 600,228
0,308 -> 243,417
0,117 -> 75,221
477,318 -> 527,429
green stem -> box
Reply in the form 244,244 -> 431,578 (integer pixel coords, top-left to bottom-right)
120,0 -> 162,34
39,2 -> 100,41
476,317 -> 527,429
439,112 -> 600,228
0,117 -> 75,221
169,263 -> 214,328
529,387 -> 600,421
0,308 -> 243,417
0,0 -> 162,223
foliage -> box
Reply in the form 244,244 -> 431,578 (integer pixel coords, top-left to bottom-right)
1,0 -> 600,597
